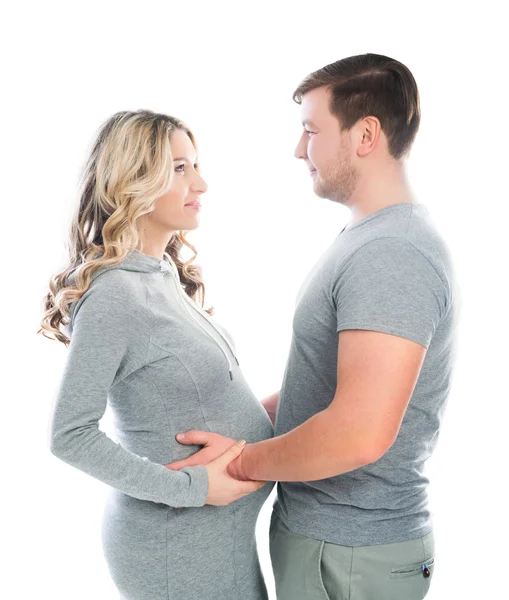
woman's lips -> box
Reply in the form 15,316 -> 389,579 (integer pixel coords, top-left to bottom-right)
185,202 -> 201,210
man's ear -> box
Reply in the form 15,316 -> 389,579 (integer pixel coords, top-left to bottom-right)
356,116 -> 381,157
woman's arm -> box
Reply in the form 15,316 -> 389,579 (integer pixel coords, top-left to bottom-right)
48,275 -> 208,508
261,390 -> 280,426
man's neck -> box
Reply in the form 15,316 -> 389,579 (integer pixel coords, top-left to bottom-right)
346,163 -> 415,226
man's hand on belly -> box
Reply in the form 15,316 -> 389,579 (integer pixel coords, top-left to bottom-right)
169,430 -> 250,481
166,431 -> 238,470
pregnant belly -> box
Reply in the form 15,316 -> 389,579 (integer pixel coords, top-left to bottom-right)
115,403 -> 274,466
101,479 -> 274,599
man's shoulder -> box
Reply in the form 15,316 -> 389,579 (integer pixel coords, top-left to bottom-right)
339,208 -> 454,282
404,209 -> 456,287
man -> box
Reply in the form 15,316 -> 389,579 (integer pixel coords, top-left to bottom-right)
169,53 -> 458,599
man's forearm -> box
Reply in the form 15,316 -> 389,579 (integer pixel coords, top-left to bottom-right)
241,405 -> 379,482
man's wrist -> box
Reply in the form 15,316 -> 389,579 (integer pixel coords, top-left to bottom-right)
238,444 -> 254,481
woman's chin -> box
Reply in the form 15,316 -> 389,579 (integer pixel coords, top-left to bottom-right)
180,218 -> 200,232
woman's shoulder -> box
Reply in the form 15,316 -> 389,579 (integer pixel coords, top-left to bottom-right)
69,269 -> 151,329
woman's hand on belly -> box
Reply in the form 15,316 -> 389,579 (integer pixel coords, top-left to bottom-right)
156,432 -> 237,508
165,433 -> 267,506
202,440 -> 267,506
154,432 -> 243,508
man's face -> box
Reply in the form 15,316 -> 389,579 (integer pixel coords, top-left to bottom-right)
294,86 -> 358,206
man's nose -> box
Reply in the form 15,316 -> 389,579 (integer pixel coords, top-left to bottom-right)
294,135 -> 307,159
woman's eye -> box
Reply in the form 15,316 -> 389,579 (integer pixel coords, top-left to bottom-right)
306,131 -> 315,137
175,164 -> 185,172
175,164 -> 199,172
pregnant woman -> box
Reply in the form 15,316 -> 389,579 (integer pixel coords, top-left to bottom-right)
41,110 -> 276,599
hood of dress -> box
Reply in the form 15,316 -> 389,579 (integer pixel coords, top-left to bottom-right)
67,249 -> 173,285
65,248 -> 240,378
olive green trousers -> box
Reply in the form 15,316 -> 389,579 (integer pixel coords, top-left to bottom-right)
269,510 -> 435,600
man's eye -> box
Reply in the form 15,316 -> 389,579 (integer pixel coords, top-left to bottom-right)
306,131 -> 315,137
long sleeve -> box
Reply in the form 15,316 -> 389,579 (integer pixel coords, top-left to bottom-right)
48,274 -> 209,507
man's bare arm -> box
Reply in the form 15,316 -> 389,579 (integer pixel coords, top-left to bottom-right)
240,329 -> 427,482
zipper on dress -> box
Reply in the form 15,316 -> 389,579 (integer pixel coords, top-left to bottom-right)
160,253 -> 238,380
162,253 -> 239,362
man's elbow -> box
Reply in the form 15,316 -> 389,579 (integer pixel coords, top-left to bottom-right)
354,434 -> 397,467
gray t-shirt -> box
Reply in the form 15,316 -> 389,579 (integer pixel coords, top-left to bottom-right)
273,202 -> 459,546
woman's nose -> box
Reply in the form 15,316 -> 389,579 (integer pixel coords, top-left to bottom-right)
191,175 -> 209,193
195,175 -> 208,193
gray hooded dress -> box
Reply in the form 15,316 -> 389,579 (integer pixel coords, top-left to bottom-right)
49,248 -> 275,600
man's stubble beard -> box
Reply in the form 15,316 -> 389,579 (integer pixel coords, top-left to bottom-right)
314,150 -> 359,207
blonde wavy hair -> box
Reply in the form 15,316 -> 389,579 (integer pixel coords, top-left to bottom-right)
38,109 -> 213,347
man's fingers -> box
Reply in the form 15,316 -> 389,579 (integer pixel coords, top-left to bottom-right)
165,451 -> 204,470
175,430 -> 214,445
164,463 -> 183,470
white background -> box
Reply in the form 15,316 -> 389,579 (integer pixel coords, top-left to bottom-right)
2,1 -> 507,598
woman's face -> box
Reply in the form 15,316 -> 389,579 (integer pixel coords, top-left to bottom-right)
147,128 -> 208,233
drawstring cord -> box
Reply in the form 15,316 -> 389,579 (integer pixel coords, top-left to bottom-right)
161,252 -> 239,380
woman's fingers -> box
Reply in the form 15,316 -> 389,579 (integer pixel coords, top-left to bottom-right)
238,479 -> 268,497
214,440 -> 246,469
204,440 -> 267,506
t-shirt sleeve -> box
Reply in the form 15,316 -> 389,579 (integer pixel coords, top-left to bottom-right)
331,238 -> 449,349
48,277 -> 209,508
